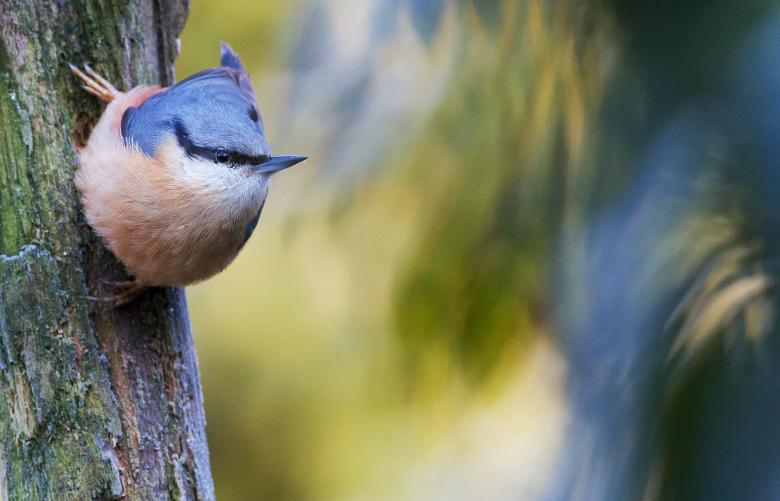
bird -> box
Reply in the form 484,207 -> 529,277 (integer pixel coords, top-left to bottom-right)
70,42 -> 306,305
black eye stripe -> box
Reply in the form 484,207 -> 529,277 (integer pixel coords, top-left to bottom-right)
229,151 -> 269,166
171,118 -> 269,166
172,118 -> 212,158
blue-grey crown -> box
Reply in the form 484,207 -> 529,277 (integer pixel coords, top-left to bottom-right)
121,42 -> 270,162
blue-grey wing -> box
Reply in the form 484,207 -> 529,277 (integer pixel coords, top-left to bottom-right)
121,43 -> 268,158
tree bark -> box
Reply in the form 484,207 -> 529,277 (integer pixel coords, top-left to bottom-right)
0,1 -> 214,499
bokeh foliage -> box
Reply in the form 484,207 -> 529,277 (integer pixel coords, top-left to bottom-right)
393,0 -> 611,385
178,0 -> 780,499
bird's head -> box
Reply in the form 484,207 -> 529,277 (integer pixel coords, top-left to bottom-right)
168,109 -> 306,179
121,42 -> 306,180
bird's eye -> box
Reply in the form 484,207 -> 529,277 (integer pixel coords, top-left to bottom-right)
214,149 -> 231,164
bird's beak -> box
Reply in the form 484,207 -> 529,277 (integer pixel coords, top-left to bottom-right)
253,155 -> 307,174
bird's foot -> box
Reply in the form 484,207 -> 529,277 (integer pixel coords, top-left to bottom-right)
88,279 -> 147,307
69,63 -> 120,103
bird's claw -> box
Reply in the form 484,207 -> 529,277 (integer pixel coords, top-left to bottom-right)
69,63 -> 119,103
88,279 -> 147,307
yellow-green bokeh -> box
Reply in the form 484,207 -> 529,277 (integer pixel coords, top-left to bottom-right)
178,1 -> 600,499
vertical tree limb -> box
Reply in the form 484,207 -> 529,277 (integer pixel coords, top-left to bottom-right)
0,0 -> 214,499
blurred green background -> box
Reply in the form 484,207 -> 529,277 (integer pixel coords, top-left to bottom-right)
178,1 -> 780,500
179,1 -> 565,499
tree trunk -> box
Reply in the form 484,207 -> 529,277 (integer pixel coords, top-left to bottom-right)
0,1 -> 214,499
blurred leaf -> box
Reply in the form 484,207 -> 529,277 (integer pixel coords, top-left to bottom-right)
408,0 -> 447,44
371,0 -> 402,44
469,0 -> 504,31
289,2 -> 332,71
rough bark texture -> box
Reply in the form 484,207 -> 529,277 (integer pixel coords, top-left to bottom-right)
0,1 -> 215,499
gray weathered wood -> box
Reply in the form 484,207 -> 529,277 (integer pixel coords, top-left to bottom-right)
0,0 -> 214,498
